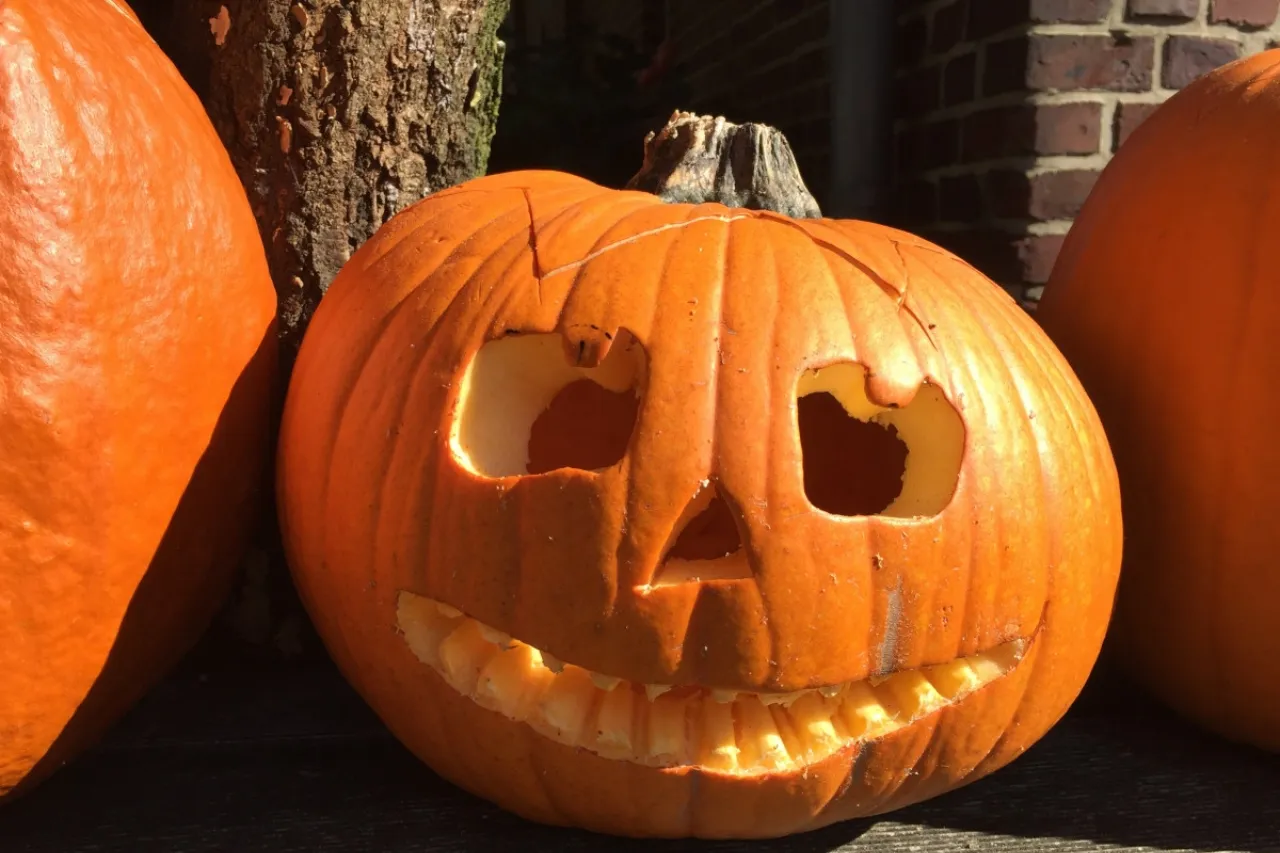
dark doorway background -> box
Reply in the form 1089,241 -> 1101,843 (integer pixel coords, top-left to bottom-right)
486,0 -> 685,189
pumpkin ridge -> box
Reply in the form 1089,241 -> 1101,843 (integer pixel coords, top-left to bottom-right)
899,251 -> 1002,653
783,216 -> 939,355
930,246 -> 1107,715
315,208 -> 535,583
601,204 -> 735,595
404,231 -> 559,608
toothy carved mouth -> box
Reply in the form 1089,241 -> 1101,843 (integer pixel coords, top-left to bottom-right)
395,592 -> 1027,775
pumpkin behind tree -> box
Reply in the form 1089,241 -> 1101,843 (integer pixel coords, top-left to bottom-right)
277,112 -> 1123,838
0,0 -> 277,797
1036,50 -> 1280,752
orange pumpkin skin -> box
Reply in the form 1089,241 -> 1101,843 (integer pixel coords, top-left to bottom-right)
1036,51 -> 1280,752
278,169 -> 1122,838
0,0 -> 277,796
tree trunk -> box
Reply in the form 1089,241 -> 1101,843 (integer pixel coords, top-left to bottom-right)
135,0 -> 510,664
154,0 -> 510,377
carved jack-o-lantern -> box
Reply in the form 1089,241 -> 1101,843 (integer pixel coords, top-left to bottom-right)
277,115 -> 1122,838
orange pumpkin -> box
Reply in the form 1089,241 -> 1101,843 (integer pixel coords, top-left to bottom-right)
0,0 -> 277,797
277,116 -> 1122,838
1036,51 -> 1280,752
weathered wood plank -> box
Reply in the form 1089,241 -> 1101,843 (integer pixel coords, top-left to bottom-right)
1,662 -> 1277,852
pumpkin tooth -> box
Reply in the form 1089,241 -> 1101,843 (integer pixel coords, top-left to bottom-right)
474,643 -> 541,716
434,601 -> 463,619
395,594 -> 1031,773
968,651 -> 1011,684
530,666 -> 596,745
837,682 -> 901,740
437,621 -> 498,695
922,659 -> 984,699
786,692 -> 842,758
643,683 -> 672,702
736,697 -> 791,770
593,682 -> 636,757
477,623 -> 514,649
767,704 -> 809,763
879,670 -> 947,722
646,693 -> 693,765
758,690 -> 806,707
699,698 -> 740,771
395,594 -> 459,668
992,638 -> 1029,669
589,671 -> 623,691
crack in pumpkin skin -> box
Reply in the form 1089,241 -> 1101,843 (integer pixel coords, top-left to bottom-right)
396,591 -> 1029,775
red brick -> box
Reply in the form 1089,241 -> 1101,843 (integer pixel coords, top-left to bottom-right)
983,37 -> 1030,95
1030,0 -> 1113,21
1016,234 -> 1066,284
969,0 -> 1112,35
962,102 -> 1103,162
1113,100 -> 1163,150
1211,0 -> 1280,26
931,0 -> 968,54
939,173 -> 984,221
1126,0 -> 1199,19
1033,103 -> 1105,153
1027,170 -> 1101,220
1162,37 -> 1242,89
1027,34 -> 1155,91
944,52 -> 979,105
983,169 -> 1099,221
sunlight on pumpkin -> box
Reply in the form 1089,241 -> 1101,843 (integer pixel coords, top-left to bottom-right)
796,363 -> 964,518
450,332 -> 645,478
395,590 -> 1028,774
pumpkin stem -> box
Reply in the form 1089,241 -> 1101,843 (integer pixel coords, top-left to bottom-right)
625,110 -> 822,218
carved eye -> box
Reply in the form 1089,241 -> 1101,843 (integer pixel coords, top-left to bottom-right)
796,363 -> 964,518
449,331 -> 644,478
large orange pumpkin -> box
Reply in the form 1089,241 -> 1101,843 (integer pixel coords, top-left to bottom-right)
277,115 -> 1122,838
1036,51 -> 1280,751
0,0 -> 277,796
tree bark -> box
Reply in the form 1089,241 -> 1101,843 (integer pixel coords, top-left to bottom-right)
157,0 -> 510,377
134,0 -> 509,663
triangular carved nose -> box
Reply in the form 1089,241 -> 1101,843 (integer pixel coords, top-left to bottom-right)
646,481 -> 753,588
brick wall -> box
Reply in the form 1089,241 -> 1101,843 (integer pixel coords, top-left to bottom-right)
664,0 -> 833,207
892,0 -> 1280,308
